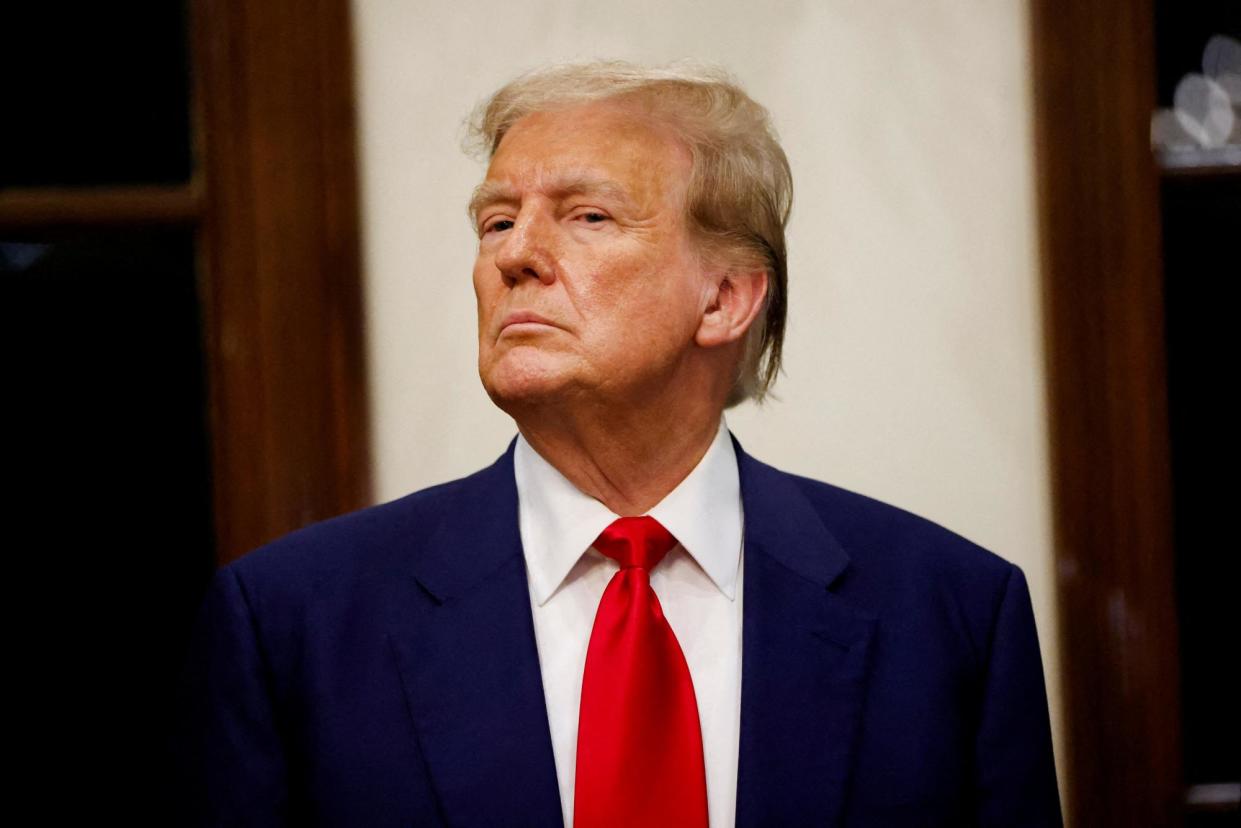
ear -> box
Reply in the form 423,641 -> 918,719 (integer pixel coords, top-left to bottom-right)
695,268 -> 769,349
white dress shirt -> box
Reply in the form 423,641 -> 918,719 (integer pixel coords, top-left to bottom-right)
514,417 -> 745,828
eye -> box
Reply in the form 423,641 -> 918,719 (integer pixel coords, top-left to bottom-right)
482,218 -> 514,235
577,211 -> 609,225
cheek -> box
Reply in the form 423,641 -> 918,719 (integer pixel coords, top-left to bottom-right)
583,276 -> 699,363
472,261 -> 498,314
634,257 -> 704,337
471,256 -> 488,294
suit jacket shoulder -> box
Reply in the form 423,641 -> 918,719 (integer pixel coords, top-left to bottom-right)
221,442 -> 522,625
228,451 -> 504,584
731,443 -> 1060,826
780,466 -> 1022,664
176,443 -> 550,827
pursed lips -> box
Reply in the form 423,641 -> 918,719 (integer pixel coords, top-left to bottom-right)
499,311 -> 561,336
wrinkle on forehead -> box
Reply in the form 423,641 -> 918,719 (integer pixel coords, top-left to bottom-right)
468,169 -> 638,224
468,102 -> 693,225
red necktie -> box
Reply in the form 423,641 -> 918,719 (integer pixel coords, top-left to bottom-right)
573,516 -> 709,828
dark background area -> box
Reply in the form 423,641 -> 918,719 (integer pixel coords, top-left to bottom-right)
3,3 -> 214,819
3,0 -> 371,819
2,5 -> 193,188
1153,0 -> 1240,815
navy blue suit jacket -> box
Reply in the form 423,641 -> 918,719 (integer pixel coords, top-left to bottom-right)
177,434 -> 1062,826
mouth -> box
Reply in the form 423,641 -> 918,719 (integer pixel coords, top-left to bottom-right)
499,311 -> 560,334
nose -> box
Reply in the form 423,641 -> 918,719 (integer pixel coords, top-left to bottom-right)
493,209 -> 557,287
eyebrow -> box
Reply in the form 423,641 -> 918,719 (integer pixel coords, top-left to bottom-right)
466,174 -> 634,226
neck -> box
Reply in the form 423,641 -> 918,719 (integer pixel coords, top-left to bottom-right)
514,393 -> 724,517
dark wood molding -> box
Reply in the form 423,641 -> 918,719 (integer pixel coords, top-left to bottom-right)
1029,0 -> 1183,825
193,0 -> 372,563
0,185 -> 200,228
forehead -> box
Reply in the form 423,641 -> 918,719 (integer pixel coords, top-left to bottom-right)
472,101 -> 692,217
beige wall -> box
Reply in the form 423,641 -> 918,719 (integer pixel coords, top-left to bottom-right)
351,0 -> 1063,797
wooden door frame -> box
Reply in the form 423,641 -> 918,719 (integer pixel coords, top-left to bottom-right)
1029,0 -> 1183,824
193,0 -> 372,562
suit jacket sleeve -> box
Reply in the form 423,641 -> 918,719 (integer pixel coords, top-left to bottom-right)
175,564 -> 290,827
974,564 -> 1063,827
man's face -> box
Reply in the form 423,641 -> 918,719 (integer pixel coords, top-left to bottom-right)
471,100 -> 710,411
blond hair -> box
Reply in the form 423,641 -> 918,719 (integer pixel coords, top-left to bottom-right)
464,59 -> 791,406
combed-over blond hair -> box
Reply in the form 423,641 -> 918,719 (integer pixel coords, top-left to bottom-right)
464,59 -> 792,407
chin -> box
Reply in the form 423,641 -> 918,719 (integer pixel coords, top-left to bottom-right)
479,350 -> 575,409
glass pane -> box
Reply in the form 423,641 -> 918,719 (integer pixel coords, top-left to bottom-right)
2,228 -> 215,813
1,2 -> 193,188
1162,174 -> 1241,789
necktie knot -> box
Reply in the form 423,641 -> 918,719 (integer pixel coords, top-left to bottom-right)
592,515 -> 677,571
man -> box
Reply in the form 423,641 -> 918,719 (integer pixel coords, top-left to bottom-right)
178,60 -> 1062,826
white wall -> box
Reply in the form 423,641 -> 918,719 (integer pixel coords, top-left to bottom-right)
351,0 -> 1063,798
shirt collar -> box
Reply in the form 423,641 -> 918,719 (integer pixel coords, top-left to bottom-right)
514,417 -> 743,606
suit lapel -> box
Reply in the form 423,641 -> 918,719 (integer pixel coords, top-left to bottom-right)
733,436 -> 878,828
386,440 -> 564,827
